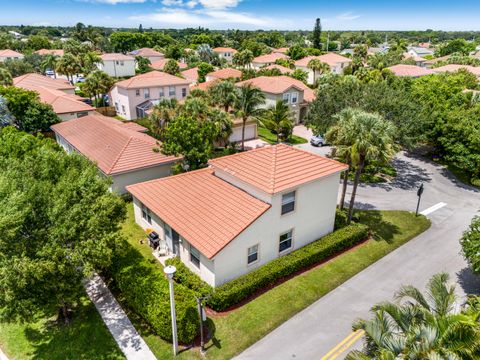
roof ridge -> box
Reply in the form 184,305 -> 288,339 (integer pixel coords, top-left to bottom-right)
270,145 -> 279,192
108,136 -> 134,173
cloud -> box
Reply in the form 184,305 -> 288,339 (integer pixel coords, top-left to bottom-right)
85,0 -> 147,4
337,12 -> 361,20
161,0 -> 183,5
203,10 -> 269,26
198,0 -> 239,9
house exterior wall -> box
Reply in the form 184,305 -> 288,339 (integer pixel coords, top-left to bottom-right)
229,123 -> 257,143
58,109 -> 95,122
144,55 -> 164,63
97,60 -> 136,77
0,54 -> 24,62
261,88 -> 305,124
215,51 -> 235,63
297,62 -> 349,85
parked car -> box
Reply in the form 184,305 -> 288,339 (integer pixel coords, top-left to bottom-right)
45,69 -> 54,76
75,76 -> 86,83
310,135 -> 326,147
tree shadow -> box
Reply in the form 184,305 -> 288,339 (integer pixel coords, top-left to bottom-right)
203,318 -> 221,351
456,267 -> 480,296
356,210 -> 400,244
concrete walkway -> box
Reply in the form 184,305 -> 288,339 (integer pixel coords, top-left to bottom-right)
84,274 -> 157,360
0,347 -> 9,360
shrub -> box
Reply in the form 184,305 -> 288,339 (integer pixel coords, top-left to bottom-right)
207,223 -> 369,311
165,257 -> 213,297
334,208 -> 348,230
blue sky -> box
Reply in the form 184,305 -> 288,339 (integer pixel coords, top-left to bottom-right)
1,0 -> 480,31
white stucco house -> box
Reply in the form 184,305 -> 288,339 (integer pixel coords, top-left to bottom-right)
251,52 -> 289,69
0,49 -> 24,62
407,46 -> 435,58
51,113 -> 181,194
98,53 -> 136,77
129,48 -> 165,63
294,53 -> 352,85
110,70 -> 191,120
212,47 -> 237,63
127,144 -> 347,287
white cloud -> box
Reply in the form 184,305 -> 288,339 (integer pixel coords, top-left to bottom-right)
198,0 -> 239,9
204,10 -> 269,26
186,0 -> 197,8
337,12 -> 361,21
161,0 -> 183,5
85,0 -> 147,4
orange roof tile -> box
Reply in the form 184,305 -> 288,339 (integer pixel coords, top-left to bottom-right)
51,113 -> 180,175
424,55 -> 451,65
273,47 -> 289,54
127,168 -> 270,259
31,86 -> 94,114
207,67 -> 242,80
386,64 -> 434,77
101,53 -> 135,61
181,67 -> 199,83
0,49 -> 23,57
114,70 -> 190,89
264,64 -> 293,74
236,75 -> 311,97
213,47 -> 237,53
13,73 -> 74,91
253,52 -> 289,64
431,64 -> 480,76
150,59 -> 188,71
35,49 -> 64,56
209,144 -> 347,194
294,53 -> 352,67
191,79 -> 219,92
130,48 -> 164,57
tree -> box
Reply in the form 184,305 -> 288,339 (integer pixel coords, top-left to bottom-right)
197,62 -> 214,83
347,273 -> 480,360
290,69 -> 308,83
259,100 -> 294,142
307,58 -> 330,84
82,51 -> 102,74
438,39 -> 476,56
0,68 -> 12,86
209,108 -> 233,146
326,108 -> 395,222
0,127 -> 126,324
233,49 -> 254,68
163,59 -> 180,75
135,56 -> 151,74
26,35 -> 51,51
313,18 -> 322,50
209,80 -> 237,112
0,59 -> 34,77
196,44 -> 216,63
234,83 -> 266,151
149,98 -> 178,137
56,54 -> 81,83
41,54 -> 58,78
82,70 -> 113,107
461,216 -> 480,274
287,45 -> 307,61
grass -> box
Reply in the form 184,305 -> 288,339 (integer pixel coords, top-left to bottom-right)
117,205 -> 430,359
258,126 -> 308,145
0,297 -> 124,360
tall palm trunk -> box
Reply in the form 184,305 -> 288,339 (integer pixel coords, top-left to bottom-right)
347,158 -> 364,223
340,166 -> 350,210
241,116 -> 247,151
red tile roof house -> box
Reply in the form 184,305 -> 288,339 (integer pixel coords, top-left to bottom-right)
212,47 -> 237,63
149,58 -> 188,72
205,67 -> 242,82
35,49 -> 64,57
294,53 -> 352,85
97,53 -> 136,78
251,52 -> 289,70
431,64 -> 480,78
181,67 -> 199,85
110,71 -> 191,120
0,49 -> 24,62
51,113 -> 181,194
236,75 -> 316,125
127,144 -> 347,286
386,64 -> 434,78
129,47 -> 165,63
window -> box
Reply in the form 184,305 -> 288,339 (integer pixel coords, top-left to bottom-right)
169,86 -> 176,96
190,245 -> 200,268
159,88 -> 164,97
115,61 -> 119,65
141,203 -> 152,224
281,191 -> 296,215
77,111 -> 88,118
247,245 -> 258,264
144,88 -> 150,99
181,88 -> 187,98
135,89 -> 140,96
121,105 -> 125,113
291,92 -> 298,104
114,102 -> 119,111
282,93 -> 291,104
120,61 -> 124,66
279,230 -> 293,253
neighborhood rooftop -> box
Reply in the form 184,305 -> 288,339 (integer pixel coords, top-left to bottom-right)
13,73 -> 75,91
387,64 -> 434,77
114,70 -> 191,89
100,53 -> 135,61
30,87 -> 94,114
294,53 -> 352,67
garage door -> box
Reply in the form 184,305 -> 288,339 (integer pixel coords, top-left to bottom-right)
229,124 -> 257,143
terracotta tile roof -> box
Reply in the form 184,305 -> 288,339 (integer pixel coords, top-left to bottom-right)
0,49 -> 23,57
273,47 -> 289,54
252,52 -> 289,64
114,70 -> 191,89
101,53 -> 135,61
264,64 -> 293,74
191,79 -> 219,92
209,144 -> 347,194
431,64 -> 480,76
51,113 -> 180,175
181,67 -> 199,83
213,47 -> 237,53
130,48 -> 164,57
207,67 -> 242,80
127,168 -> 270,259
424,55 -> 451,65
294,53 -> 352,67
386,64 -> 434,77
35,49 -> 64,56
236,76 -> 314,101
14,73 -> 75,91
150,59 -> 188,71
31,86 -> 94,114
403,53 -> 426,62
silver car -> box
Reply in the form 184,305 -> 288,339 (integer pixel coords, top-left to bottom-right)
310,135 -> 326,147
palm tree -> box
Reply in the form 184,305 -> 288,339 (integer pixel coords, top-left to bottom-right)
83,70 -> 113,107
149,98 -> 178,137
209,80 -> 237,112
41,54 -> 59,78
326,108 -> 395,222
0,68 -> 12,86
233,49 -> 254,69
347,273 -> 480,360
180,97 -> 210,121
56,54 -> 81,83
259,100 -> 294,143
307,59 -> 330,84
82,51 -> 102,74
210,108 -> 233,146
234,83 -> 265,151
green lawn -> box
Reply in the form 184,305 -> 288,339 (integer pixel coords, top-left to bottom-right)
118,205 -> 430,359
0,297 -> 124,360
258,126 -> 308,145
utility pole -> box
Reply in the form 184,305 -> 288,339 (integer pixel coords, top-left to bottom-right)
195,295 -> 211,356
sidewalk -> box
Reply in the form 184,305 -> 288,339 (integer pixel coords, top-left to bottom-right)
0,348 -> 8,360
84,274 -> 157,360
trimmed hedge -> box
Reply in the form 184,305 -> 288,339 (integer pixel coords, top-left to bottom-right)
207,223 -> 369,311
334,208 -> 348,230
165,257 -> 213,297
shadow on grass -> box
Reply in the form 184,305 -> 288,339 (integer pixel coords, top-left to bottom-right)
356,210 -> 400,244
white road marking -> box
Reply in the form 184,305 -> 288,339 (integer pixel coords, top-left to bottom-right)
420,202 -> 447,216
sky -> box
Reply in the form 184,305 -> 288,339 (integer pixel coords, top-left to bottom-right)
1,0 -> 480,31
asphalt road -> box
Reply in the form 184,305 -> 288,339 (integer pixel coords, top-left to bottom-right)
235,151 -> 480,360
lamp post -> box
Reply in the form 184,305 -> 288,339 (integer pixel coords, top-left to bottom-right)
164,265 -> 178,356
416,183 -> 424,216
195,295 -> 211,356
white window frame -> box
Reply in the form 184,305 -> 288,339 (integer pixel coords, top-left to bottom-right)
144,88 -> 150,99
169,86 -> 176,96
279,230 -> 293,253
141,203 -> 152,224
159,87 -> 164,97
247,244 -> 259,265
135,89 -> 140,97
121,105 -> 125,113
282,92 -> 291,104
291,92 -> 298,104
181,88 -> 187,98
190,245 -> 200,268
281,190 -> 296,215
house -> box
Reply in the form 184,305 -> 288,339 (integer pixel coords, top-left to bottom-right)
181,67 -> 199,85
294,53 -> 352,84
127,144 -> 347,287
212,47 -> 237,63
97,53 -> 136,77
431,64 -> 480,77
263,64 -> 293,75
0,49 -> 24,62
229,117 -> 258,143
273,47 -> 289,55
205,67 -> 242,82
51,113 -> 181,194
236,75 -> 315,124
110,71 -> 191,120
130,48 -> 165,63
407,46 -> 434,58
251,52 -> 289,69
386,64 -> 434,77
403,53 -> 427,67
14,73 -> 75,94
149,58 -> 188,71
35,49 -> 64,57
424,55 -> 451,68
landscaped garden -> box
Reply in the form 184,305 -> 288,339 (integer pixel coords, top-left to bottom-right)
258,126 -> 308,145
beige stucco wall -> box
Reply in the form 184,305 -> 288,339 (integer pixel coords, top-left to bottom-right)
297,62 -> 350,85
58,109 -> 95,122
229,123 -> 257,143
111,163 -> 175,194
97,60 -> 136,77
261,88 -> 304,124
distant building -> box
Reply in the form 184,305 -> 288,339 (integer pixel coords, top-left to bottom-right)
212,47 -> 237,63
130,48 -> 165,63
149,58 -> 188,71
0,49 -> 24,62
205,67 -> 242,82
98,53 -> 136,77
251,52 -> 289,69
35,49 -> 64,57
407,46 -> 434,58
294,53 -> 352,84
386,64 -> 434,77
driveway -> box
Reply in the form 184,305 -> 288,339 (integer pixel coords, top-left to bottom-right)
293,125 -> 332,156
235,152 -> 480,360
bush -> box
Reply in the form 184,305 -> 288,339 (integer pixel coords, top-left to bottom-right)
207,223 -> 369,311
165,257 -> 213,297
334,208 -> 348,230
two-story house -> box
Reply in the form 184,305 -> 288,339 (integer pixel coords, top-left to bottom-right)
110,71 -> 191,120
97,53 -> 136,77
212,47 -> 237,63
294,53 -> 352,85
235,76 -> 315,124
251,52 -> 289,69
129,48 -> 165,63
0,49 -> 24,62
127,144 -> 347,287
